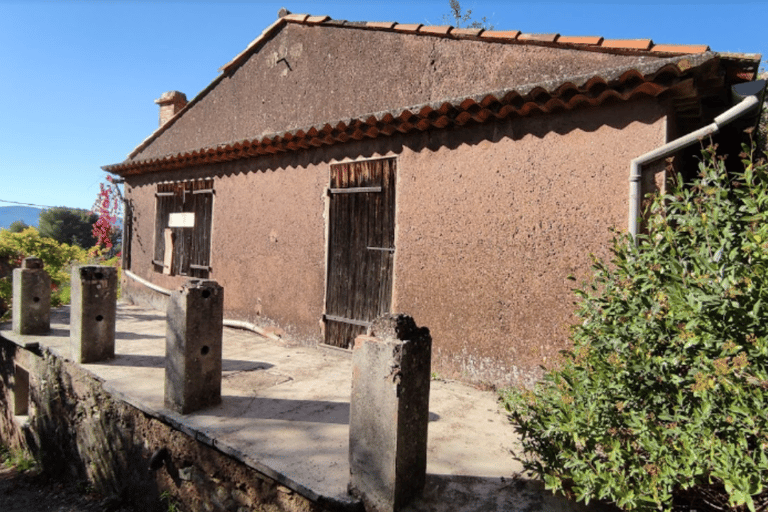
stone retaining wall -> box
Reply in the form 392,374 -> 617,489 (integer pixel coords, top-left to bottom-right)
0,335 -> 336,512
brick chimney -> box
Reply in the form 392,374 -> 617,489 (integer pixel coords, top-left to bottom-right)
154,91 -> 187,126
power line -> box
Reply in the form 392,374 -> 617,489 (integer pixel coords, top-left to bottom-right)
0,198 -> 57,209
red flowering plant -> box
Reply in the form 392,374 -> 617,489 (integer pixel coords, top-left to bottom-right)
91,175 -> 123,253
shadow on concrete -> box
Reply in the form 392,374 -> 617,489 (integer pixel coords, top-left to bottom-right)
115,310 -> 167,322
104,354 -> 273,372
404,473 -> 593,512
212,397 -> 441,425
216,396 -> 351,424
115,331 -> 165,340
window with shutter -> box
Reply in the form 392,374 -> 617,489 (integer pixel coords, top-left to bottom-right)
152,179 -> 213,278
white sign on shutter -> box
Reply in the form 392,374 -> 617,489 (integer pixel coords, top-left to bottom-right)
168,212 -> 195,228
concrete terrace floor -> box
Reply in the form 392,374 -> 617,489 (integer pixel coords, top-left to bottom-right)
0,303 -> 587,512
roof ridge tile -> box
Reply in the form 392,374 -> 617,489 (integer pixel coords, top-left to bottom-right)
602,38 -> 654,50
283,13 -> 309,23
419,25 -> 453,36
451,27 -> 484,38
558,35 -> 604,45
393,23 -> 422,33
651,43 -> 710,54
366,21 -> 397,29
519,33 -> 560,43
305,15 -> 331,24
480,30 -> 521,41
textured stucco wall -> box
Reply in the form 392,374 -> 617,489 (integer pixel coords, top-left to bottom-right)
131,23 -> 663,161
124,154 -> 328,342
124,99 -> 667,386
394,99 -> 667,386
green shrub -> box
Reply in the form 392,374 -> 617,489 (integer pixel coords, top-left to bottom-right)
502,143 -> 768,511
0,227 -> 88,319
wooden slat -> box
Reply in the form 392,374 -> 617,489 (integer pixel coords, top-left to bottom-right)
323,314 -> 372,328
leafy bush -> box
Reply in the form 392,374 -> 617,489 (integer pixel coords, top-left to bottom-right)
0,227 -> 88,318
502,143 -> 768,511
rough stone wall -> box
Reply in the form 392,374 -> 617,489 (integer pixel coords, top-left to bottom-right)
0,336 -> 332,512
131,23 -> 663,161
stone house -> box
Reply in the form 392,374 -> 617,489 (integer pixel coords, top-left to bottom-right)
104,11 -> 763,387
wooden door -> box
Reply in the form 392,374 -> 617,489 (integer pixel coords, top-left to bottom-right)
324,158 -> 396,348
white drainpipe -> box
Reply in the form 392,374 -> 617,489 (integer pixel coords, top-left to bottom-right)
628,94 -> 760,239
123,269 -> 281,341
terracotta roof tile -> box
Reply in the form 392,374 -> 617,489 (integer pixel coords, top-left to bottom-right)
393,23 -> 422,33
451,27 -> 483,38
419,25 -> 453,36
109,54 -> 720,176
366,21 -> 396,29
480,30 -> 521,41
519,33 -> 559,43
282,13 -> 309,22
651,43 -> 709,54
558,35 -> 603,45
277,13 -> 723,60
120,13 -> 756,163
602,39 -> 654,51
305,15 -> 331,24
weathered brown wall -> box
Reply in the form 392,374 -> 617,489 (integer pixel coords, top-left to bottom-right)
132,23 -> 661,161
124,98 -> 667,387
0,336 -> 332,512
124,153 -> 329,343
394,100 -> 667,386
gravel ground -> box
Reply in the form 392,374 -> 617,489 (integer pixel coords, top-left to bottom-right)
0,462 -> 136,512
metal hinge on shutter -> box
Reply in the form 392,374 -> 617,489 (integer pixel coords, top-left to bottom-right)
327,186 -> 382,195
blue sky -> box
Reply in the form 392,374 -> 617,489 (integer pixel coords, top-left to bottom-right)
1,0 -> 766,211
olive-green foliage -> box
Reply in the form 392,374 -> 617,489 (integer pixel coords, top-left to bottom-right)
442,0 -> 494,30
38,207 -> 98,248
0,227 -> 88,318
502,143 -> 768,511
0,443 -> 37,472
8,220 -> 29,233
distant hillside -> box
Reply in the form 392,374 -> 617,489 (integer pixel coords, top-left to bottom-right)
0,206 -> 42,229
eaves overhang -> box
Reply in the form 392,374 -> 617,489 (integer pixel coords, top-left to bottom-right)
104,53 -> 723,177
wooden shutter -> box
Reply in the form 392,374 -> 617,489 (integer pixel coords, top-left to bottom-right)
190,179 -> 214,278
153,180 -> 213,277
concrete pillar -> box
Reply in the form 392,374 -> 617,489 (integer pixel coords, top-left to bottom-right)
12,257 -> 51,335
70,265 -> 118,363
349,314 -> 432,512
165,279 -> 223,414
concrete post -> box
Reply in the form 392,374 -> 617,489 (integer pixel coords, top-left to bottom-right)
165,279 -> 223,414
349,314 -> 432,512
70,265 -> 118,363
12,257 -> 51,335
